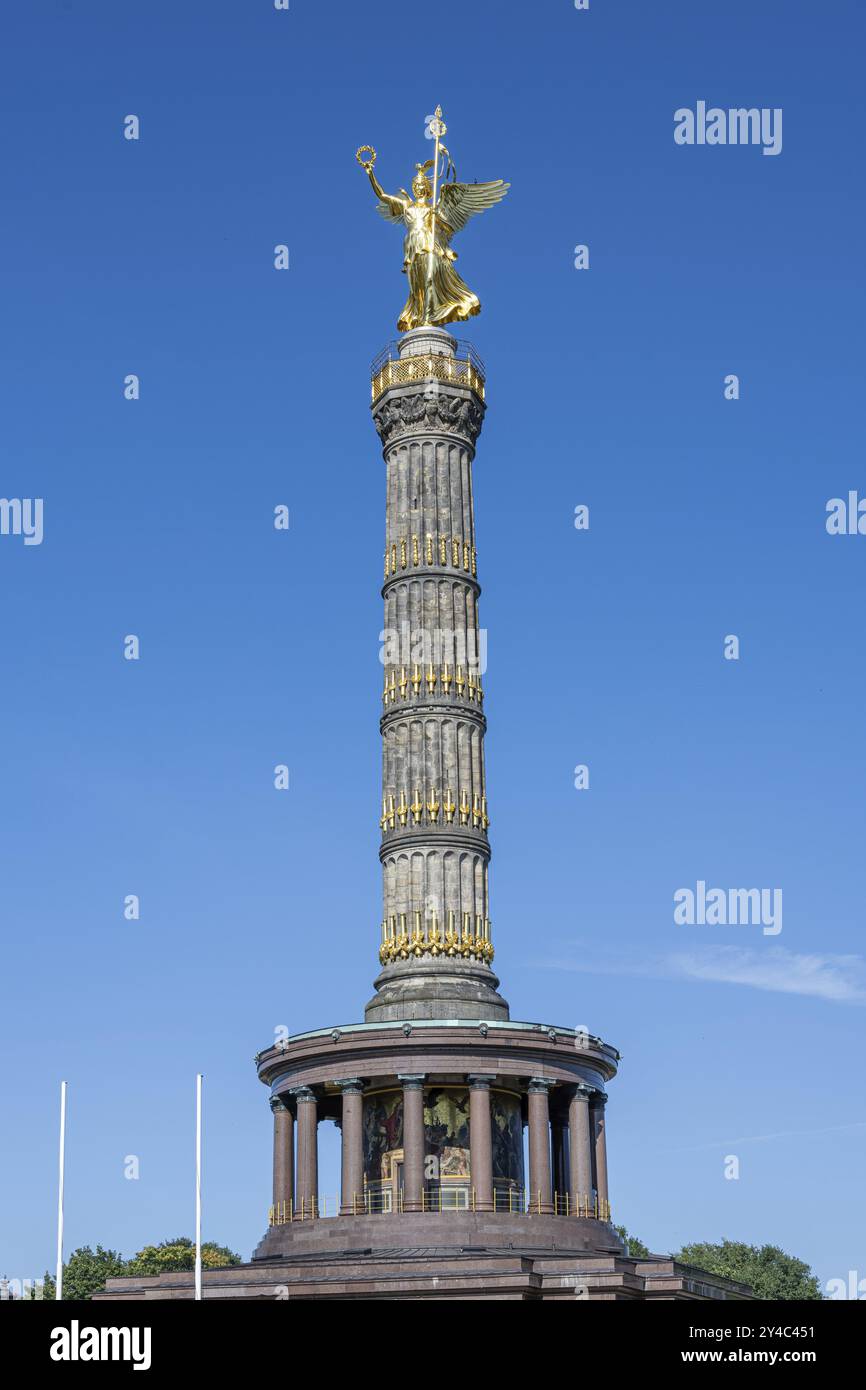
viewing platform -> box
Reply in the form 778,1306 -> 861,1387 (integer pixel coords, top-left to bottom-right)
371,337 -> 486,403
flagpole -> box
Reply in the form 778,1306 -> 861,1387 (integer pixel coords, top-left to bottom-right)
194,1073 -> 203,1301
55,1081 -> 67,1301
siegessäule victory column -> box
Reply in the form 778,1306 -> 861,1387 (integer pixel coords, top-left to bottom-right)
95,108 -> 753,1301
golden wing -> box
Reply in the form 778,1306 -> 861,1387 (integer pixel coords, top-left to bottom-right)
375,192 -> 408,225
437,179 -> 510,234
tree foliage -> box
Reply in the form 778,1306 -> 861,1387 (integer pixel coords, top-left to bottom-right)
614,1224 -> 651,1258
611,1228 -> 823,1299
125,1235 -> 241,1277
674,1240 -> 824,1300
39,1245 -> 125,1301
38,1236 -> 241,1298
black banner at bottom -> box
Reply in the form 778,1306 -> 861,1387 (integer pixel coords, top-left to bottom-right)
4,1295 -> 860,1375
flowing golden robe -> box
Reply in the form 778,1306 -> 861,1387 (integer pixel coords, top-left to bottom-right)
395,200 -> 478,330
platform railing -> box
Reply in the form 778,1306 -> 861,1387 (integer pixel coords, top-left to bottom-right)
268,1190 -> 611,1225
370,341 -> 486,403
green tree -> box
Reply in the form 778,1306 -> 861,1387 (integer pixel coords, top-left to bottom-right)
39,1246 -> 126,1301
126,1235 -> 241,1277
675,1240 -> 824,1300
614,1224 -> 651,1258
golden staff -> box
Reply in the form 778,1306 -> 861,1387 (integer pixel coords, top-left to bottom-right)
425,105 -> 447,325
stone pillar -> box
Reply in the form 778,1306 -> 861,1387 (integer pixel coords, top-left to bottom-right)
399,1075 -> 426,1212
294,1087 -> 318,1218
468,1075 -> 495,1212
551,1113 -> 568,1208
527,1078 -> 554,1214
365,328 -> 510,1026
338,1079 -> 365,1215
270,1095 -> 294,1215
568,1083 -> 594,1215
590,1091 -> 610,1216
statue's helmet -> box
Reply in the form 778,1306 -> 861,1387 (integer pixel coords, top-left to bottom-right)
412,162 -> 433,199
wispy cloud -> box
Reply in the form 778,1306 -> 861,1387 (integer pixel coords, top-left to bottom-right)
539,944 -> 866,1004
659,1120 -> 866,1155
669,946 -> 866,1003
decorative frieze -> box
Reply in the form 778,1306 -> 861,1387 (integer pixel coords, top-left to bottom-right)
379,788 -> 489,833
379,911 -> 493,965
381,663 -> 484,705
372,387 -> 485,448
384,534 -> 477,578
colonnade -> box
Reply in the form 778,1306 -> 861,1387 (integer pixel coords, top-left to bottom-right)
271,1076 -> 609,1218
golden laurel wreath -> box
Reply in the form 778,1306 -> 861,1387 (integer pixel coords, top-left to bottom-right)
355,145 -> 377,171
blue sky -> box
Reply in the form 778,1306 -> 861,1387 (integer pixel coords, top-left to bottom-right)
1,0 -> 863,1291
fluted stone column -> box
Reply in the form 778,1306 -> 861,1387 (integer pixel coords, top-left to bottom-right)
270,1095 -> 294,1214
366,327 -> 509,1024
400,1075 -> 425,1212
468,1075 -> 495,1212
568,1083 -> 594,1213
527,1078 -> 554,1214
591,1091 -> 610,1214
294,1087 -> 318,1217
337,1079 -> 365,1215
551,1113 -> 568,1206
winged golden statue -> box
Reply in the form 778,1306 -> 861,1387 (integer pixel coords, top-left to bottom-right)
357,107 -> 509,332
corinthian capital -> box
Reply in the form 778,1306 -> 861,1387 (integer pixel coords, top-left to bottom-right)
373,388 -> 485,448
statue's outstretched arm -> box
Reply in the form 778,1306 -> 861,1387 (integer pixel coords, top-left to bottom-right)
366,166 -> 388,201
366,168 -> 407,225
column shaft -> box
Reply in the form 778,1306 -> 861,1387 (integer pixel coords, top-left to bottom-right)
400,1076 -> 425,1212
527,1080 -> 554,1214
568,1088 -> 593,1214
591,1095 -> 609,1216
339,1082 -> 365,1216
370,330 -> 501,1004
551,1117 -> 568,1204
271,1099 -> 294,1214
295,1090 -> 318,1217
469,1077 -> 494,1212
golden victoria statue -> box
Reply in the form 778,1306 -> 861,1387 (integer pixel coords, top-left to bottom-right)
357,107 -> 509,331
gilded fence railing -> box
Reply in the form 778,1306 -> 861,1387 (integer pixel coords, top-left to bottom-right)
268,1190 -> 611,1225
370,341 -> 486,403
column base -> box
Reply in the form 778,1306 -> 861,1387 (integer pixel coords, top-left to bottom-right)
365,959 -> 510,1023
